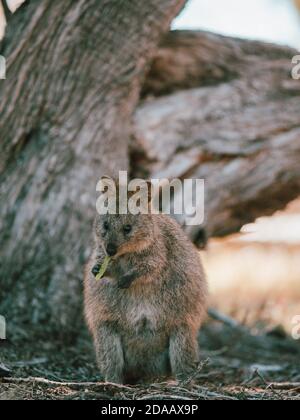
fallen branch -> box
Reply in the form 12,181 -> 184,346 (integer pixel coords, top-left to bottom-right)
1,377 -> 133,392
268,382 -> 300,391
1,376 -> 238,400
133,31 -> 300,241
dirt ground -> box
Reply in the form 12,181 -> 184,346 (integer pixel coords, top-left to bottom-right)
1,318 -> 299,400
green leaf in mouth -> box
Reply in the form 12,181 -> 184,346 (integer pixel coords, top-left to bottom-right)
95,256 -> 111,281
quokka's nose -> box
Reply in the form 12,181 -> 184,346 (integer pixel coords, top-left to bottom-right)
106,243 -> 117,257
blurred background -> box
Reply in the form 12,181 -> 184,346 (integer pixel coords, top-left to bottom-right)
2,1 -> 300,46
174,0 -> 300,48
173,0 -> 300,336
202,199 -> 300,335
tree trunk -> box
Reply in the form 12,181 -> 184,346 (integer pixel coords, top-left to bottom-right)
133,31 -> 300,242
0,0 -> 186,337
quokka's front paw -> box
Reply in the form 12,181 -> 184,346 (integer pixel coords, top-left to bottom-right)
91,264 -> 101,277
117,274 -> 135,289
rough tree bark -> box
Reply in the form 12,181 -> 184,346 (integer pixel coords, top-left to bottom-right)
0,0 -> 186,337
132,31 -> 300,242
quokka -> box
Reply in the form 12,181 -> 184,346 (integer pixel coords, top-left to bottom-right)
84,181 -> 208,384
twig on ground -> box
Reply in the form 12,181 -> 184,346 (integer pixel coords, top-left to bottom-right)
139,394 -> 193,400
208,308 -> 243,330
1,377 -> 133,392
179,358 -> 210,387
12,358 -> 48,367
268,383 -> 300,391
0,363 -> 11,378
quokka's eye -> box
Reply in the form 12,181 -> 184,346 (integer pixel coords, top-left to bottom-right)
123,225 -> 132,234
103,221 -> 109,231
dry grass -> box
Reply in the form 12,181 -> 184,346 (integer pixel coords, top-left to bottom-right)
203,239 -> 300,334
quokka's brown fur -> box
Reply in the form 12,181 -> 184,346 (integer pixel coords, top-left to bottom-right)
84,187 -> 208,384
